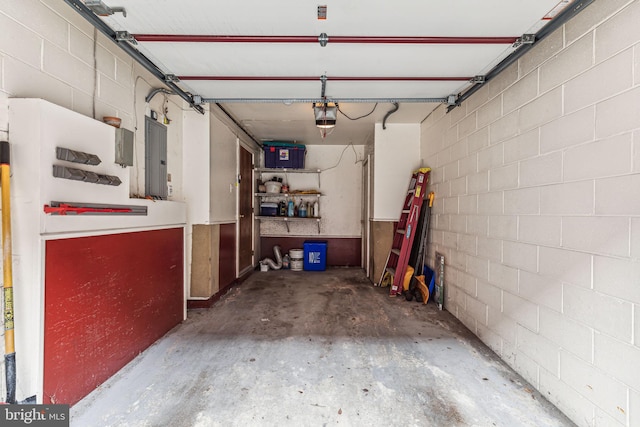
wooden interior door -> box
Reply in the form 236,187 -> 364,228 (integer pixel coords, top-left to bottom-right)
238,146 -> 254,274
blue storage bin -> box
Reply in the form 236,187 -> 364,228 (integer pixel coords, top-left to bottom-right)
263,142 -> 306,169
259,202 -> 278,216
423,265 -> 436,302
303,240 -> 327,271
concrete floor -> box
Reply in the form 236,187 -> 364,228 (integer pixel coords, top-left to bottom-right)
72,268 -> 574,427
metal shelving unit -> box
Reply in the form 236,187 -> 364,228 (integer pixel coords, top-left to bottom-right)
255,192 -> 322,198
255,216 -> 322,233
255,168 -> 322,233
255,168 -> 322,187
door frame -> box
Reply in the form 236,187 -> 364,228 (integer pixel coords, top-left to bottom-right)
237,142 -> 255,276
362,154 -> 372,277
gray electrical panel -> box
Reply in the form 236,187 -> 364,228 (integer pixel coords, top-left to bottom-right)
115,128 -> 134,167
144,117 -> 167,199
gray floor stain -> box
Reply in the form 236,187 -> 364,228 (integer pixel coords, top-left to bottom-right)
72,268 -> 575,427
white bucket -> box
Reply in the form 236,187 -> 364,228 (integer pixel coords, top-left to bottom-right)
260,263 -> 269,272
290,249 -> 303,271
265,181 -> 282,193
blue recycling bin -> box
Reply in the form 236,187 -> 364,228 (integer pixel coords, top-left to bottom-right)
303,240 -> 327,271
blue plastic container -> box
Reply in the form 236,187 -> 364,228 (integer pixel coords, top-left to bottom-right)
423,265 -> 436,302
263,142 -> 306,169
303,240 -> 327,271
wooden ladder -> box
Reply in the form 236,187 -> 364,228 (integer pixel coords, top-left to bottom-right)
381,167 -> 431,296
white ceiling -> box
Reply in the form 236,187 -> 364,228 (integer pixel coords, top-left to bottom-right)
94,0 -> 569,145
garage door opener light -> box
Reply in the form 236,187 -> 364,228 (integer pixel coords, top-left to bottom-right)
313,102 -> 337,129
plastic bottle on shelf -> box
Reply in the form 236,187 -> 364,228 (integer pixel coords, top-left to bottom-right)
299,200 -> 307,218
313,201 -> 319,218
287,198 -> 294,217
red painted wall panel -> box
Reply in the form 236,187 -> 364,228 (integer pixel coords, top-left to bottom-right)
43,228 -> 184,406
219,223 -> 236,289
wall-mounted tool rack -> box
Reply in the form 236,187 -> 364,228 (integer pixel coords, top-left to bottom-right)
56,147 -> 101,165
52,165 -> 122,186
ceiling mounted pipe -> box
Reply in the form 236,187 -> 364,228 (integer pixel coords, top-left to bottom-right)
133,34 -> 518,45
134,35 -> 319,43
201,98 -> 448,104
178,76 -> 473,82
181,76 -> 320,81
329,36 -> 517,44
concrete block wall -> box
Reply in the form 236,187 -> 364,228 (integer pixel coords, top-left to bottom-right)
0,0 -> 192,401
421,1 -> 640,426
0,0 -> 186,199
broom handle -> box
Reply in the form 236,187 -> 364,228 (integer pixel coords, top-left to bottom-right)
1,141 -> 16,404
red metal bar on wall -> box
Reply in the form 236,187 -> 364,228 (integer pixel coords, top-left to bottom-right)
44,204 -> 132,215
43,202 -> 147,215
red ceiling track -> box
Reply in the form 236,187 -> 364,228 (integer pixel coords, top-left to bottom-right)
177,76 -> 473,81
133,34 -> 518,44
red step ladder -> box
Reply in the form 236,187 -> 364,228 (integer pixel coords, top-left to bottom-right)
381,168 -> 431,296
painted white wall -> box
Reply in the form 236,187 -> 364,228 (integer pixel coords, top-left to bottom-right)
182,107 -> 212,298
373,123 -> 421,220
209,113 -> 238,223
308,144 -> 364,237
0,0 -> 186,201
421,2 -> 640,426
258,144 -> 365,237
183,108 -> 212,225
8,98 -> 187,403
10,99 -> 187,234
0,0 -> 192,402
